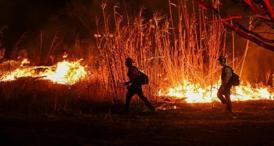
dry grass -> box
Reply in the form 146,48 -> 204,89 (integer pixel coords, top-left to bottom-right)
95,0 -> 227,100
0,0 -> 237,111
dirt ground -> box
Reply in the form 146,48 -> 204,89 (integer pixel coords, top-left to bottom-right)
1,101 -> 274,146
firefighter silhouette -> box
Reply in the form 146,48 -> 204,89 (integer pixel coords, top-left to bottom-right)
124,57 -> 155,112
217,56 -> 233,113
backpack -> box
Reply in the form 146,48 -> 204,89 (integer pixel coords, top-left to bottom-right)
223,66 -> 240,86
138,71 -> 149,85
231,70 -> 240,86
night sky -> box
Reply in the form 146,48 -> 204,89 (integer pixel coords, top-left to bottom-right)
0,0 -> 68,30
0,0 -> 69,50
0,0 -> 145,50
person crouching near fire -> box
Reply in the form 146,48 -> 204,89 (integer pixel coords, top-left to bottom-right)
217,55 -> 234,113
124,57 -> 155,112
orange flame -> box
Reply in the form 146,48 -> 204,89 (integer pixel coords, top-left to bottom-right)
158,80 -> 274,103
0,59 -> 87,85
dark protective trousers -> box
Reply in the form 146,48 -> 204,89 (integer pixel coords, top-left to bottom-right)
125,84 -> 155,112
217,84 -> 232,112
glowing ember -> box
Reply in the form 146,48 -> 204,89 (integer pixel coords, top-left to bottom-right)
158,80 -> 274,103
0,59 -> 87,85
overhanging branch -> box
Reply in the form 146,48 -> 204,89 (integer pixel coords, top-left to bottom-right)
199,0 -> 274,52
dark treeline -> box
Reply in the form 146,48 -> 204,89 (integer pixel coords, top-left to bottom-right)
0,0 -> 252,53
0,0 -> 166,55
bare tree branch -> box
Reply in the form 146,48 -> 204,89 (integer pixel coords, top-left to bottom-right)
199,0 -> 274,52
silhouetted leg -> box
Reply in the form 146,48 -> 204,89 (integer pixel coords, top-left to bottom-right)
217,87 -> 227,104
125,90 -> 135,112
225,93 -> 232,113
224,85 -> 232,113
136,87 -> 155,111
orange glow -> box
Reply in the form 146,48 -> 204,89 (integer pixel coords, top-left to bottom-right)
158,80 -> 274,103
0,59 -> 87,85
1,59 -> 273,103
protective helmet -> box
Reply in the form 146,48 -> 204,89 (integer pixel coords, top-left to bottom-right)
125,57 -> 134,64
218,55 -> 226,62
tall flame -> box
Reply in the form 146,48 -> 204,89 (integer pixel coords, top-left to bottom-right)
0,59 -> 87,85
158,80 -> 274,103
42,60 -> 87,85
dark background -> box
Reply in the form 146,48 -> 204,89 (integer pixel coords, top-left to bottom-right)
0,0 -> 252,51
0,0 -> 69,51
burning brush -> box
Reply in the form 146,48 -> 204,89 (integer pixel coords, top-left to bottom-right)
0,58 -> 87,85
158,80 -> 274,103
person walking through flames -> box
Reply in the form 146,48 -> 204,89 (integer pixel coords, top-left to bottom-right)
217,55 -> 234,113
124,57 -> 155,112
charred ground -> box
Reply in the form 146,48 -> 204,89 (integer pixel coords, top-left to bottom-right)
1,100 -> 274,146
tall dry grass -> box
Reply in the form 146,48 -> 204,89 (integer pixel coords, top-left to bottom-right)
0,0 -> 231,112
95,0 -> 227,101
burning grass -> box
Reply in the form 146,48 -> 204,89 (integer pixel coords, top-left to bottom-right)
0,0 -> 273,110
94,0 -> 226,100
158,80 -> 274,103
0,59 -> 87,85
94,0 -> 274,103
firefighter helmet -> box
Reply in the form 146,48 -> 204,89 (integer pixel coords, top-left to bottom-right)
126,57 -> 134,65
218,55 -> 226,62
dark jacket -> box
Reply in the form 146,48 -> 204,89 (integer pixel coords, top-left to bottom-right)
221,65 -> 233,85
127,66 -> 141,85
